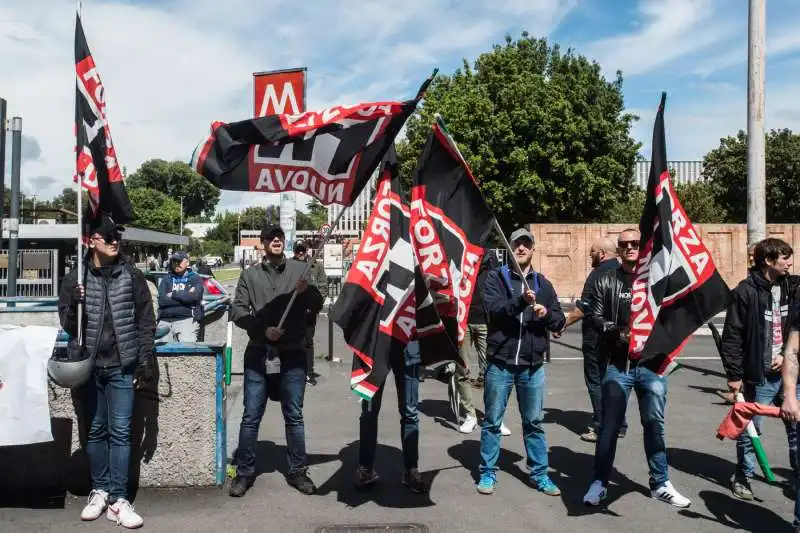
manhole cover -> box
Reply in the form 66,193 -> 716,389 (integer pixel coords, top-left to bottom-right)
315,524 -> 429,533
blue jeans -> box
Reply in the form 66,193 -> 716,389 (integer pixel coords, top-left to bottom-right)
479,361 -> 550,484
80,366 -> 135,502
594,363 -> 668,490
737,372 -> 799,479
359,352 -> 420,471
236,348 -> 308,477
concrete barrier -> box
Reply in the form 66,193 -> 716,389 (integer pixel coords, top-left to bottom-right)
0,302 -> 228,497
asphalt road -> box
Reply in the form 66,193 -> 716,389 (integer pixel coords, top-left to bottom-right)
2,326 -> 798,533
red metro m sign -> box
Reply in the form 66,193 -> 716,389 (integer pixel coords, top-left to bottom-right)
253,68 -> 306,118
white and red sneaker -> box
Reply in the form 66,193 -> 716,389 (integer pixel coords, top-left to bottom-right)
106,498 -> 143,529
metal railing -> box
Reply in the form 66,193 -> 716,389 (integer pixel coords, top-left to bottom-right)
0,249 -> 59,298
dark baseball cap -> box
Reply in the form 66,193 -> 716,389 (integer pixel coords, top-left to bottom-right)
293,241 -> 307,253
170,250 -> 189,262
260,224 -> 285,242
87,213 -> 125,240
509,227 -> 535,246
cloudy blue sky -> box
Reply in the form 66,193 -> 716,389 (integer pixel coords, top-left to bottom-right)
2,0 -> 799,212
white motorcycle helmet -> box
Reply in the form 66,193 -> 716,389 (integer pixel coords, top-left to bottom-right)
48,339 -> 94,389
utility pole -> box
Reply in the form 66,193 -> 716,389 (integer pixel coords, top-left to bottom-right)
7,116 -> 22,297
747,0 -> 766,246
0,98 -> 6,251
179,195 -> 184,247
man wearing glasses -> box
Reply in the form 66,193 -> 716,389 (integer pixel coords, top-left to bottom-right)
582,228 -> 691,508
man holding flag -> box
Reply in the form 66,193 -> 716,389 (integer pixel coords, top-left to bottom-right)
581,228 -> 690,508
583,93 -> 729,508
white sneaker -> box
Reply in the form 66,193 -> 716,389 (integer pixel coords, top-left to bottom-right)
500,422 -> 511,436
106,499 -> 143,529
651,481 -> 691,508
583,480 -> 607,506
458,415 -> 478,434
80,489 -> 108,521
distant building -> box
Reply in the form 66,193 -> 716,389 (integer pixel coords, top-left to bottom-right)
326,172 -> 378,238
634,160 -> 705,189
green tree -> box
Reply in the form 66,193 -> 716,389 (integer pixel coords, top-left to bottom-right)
127,159 -> 221,217
305,199 -> 328,229
396,32 -> 640,229
202,239 -> 234,261
674,181 -> 727,223
51,188 -> 78,212
606,181 -> 726,224
703,128 -> 800,223
205,211 -> 240,243
128,187 -> 181,233
607,187 -> 646,224
240,206 -> 278,230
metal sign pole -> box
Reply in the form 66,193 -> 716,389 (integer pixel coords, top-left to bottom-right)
7,117 -> 22,297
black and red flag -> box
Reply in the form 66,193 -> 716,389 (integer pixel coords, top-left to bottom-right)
628,92 -> 731,374
190,76 -> 433,207
330,147 -> 456,400
74,12 -> 132,227
410,117 -> 495,354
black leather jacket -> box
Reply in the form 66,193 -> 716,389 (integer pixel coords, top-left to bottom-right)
585,265 -> 634,364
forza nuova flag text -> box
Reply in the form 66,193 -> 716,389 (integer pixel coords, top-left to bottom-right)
74,12 -> 132,225
629,92 -> 731,374
411,119 -> 494,350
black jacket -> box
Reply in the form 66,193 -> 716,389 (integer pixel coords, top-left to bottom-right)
484,265 -> 565,367
467,253 -> 497,325
585,265 -> 636,366
58,258 -> 156,369
576,258 -> 620,351
720,270 -> 799,383
231,256 -> 324,353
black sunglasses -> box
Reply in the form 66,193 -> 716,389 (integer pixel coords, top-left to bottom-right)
618,240 -> 639,249
94,232 -> 122,244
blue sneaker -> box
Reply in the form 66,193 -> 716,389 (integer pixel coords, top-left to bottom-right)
476,473 -> 496,495
535,477 -> 561,496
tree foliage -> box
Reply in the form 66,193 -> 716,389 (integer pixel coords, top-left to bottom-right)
128,187 -> 181,233
127,159 -> 221,217
703,128 -> 800,223
605,181 -> 726,224
396,32 -> 641,229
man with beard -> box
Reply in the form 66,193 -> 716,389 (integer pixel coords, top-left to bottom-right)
557,237 -> 624,442
228,224 -> 324,497
476,228 -> 565,496
582,228 -> 690,508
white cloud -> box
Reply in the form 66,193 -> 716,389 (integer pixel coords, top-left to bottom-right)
630,80 -> 800,160
1,0 -> 575,215
584,0 -> 737,78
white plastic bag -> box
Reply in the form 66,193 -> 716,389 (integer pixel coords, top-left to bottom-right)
0,325 -> 59,446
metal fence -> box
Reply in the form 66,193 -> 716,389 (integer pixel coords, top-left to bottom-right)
0,249 -> 59,297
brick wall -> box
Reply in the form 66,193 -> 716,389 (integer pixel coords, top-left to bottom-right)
528,223 -> 800,300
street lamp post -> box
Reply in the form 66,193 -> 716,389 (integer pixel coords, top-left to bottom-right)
747,0 -> 766,246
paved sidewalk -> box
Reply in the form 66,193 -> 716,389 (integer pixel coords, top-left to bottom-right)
2,326 -> 798,533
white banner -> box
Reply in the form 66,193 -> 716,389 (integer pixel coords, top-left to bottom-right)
0,325 -> 59,446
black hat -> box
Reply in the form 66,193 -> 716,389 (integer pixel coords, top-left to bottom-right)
86,213 -> 125,240
260,224 -> 285,242
293,241 -> 307,253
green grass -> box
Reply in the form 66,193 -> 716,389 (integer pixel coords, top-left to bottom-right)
214,268 -> 241,283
